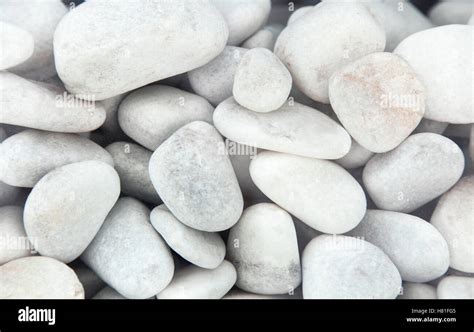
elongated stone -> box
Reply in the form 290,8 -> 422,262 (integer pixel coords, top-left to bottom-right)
24,161 -> 120,263
214,98 -> 351,159
54,0 -> 228,100
0,206 -> 33,265
118,85 -> 214,151
149,121 -> 243,232
81,197 -> 174,299
0,129 -> 113,187
0,21 -> 34,70
250,151 -> 366,234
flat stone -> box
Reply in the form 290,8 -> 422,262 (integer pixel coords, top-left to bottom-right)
336,139 -> 374,169
0,21 -> 34,70
188,47 -> 248,106
274,2 -> 385,103
106,142 -> 160,204
214,98 -> 351,159
149,121 -> 243,232
363,133 -> 465,212
398,282 -> 437,299
0,206 -> 33,265
348,210 -> 449,282
156,261 -> 237,299
118,85 -> 214,150
0,256 -> 84,299
150,205 -> 226,269
329,52 -> 425,153
0,129 -> 113,187
302,235 -> 401,299
54,0 -> 228,100
24,161 -> 120,263
0,72 -> 106,132
210,0 -> 271,46
250,151 -> 366,234
227,203 -> 301,294
81,197 -> 174,299
437,276 -> 474,299
394,25 -> 473,123
431,176 -> 474,273
233,48 -> 292,112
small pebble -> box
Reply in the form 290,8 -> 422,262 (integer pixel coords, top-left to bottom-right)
0,206 -> 33,265
437,276 -> 474,299
93,286 -> 126,300
241,24 -> 282,50
336,139 -> 374,170
0,21 -> 34,70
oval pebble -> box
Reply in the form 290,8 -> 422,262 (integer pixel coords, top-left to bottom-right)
0,256 -> 84,299
157,261 -> 237,299
233,48 -> 292,112
24,161 -> 120,263
336,139 -> 374,169
250,151 -> 366,234
363,133 -> 464,213
398,282 -> 437,300
81,197 -> 174,299
149,121 -> 243,232
188,46 -> 248,106
394,25 -> 473,123
93,287 -> 126,300
0,129 -> 113,187
118,85 -> 214,151
274,2 -> 385,103
227,203 -> 301,295
210,0 -> 271,46
329,52 -> 425,153
0,72 -> 106,133
0,21 -> 34,70
214,98 -> 351,159
54,0 -> 228,100
431,176 -> 474,273
0,206 -> 33,265
150,205 -> 226,269
302,235 -> 401,299
105,142 -> 160,204
348,210 -> 449,282
437,276 -> 474,299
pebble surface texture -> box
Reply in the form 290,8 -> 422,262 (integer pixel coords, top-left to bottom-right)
363,133 -> 464,213
54,0 -> 229,100
0,206 -> 32,265
149,121 -> 243,232
227,203 -> 301,295
0,21 -> 34,70
437,276 -> 474,300
274,2 -> 385,103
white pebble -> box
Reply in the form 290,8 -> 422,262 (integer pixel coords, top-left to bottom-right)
0,21 -> 34,70
0,206 -> 33,265
437,276 -> 474,299
336,139 -> 374,169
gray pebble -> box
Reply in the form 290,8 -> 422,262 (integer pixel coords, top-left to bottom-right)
336,139 -> 374,169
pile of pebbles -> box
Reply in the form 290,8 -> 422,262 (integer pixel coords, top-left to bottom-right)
0,0 -> 473,300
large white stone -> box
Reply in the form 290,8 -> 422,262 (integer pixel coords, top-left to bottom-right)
0,21 -> 34,70
0,206 -> 33,265
54,0 -> 228,100
250,151 -> 366,234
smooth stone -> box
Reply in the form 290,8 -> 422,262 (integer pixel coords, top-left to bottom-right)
287,6 -> 313,25
149,121 -> 243,232
414,118 -> 449,135
364,133 -> 465,212
188,46 -> 248,106
24,161 -> 120,263
302,235 -> 401,299
274,2 -> 385,103
70,261 -> 105,299
54,0 -> 228,100
329,52 -> 425,153
105,142 -> 160,204
0,206 -> 33,265
150,205 -> 226,269
81,197 -> 174,299
398,283 -> 437,299
0,129 -> 113,187
348,210 -> 450,282
241,25 -> 283,50
210,0 -> 271,46
437,276 -> 474,299
0,72 -> 106,132
0,21 -> 34,70
250,151 -> 366,234
157,261 -> 237,299
118,85 -> 214,150
93,287 -> 126,300
336,139 -> 374,169
233,48 -> 292,112
0,0 -> 67,80
0,181 -> 24,206
431,176 -> 474,273
429,1 -> 473,25
214,98 -> 351,159
394,25 -> 473,123
0,256 -> 84,299
227,203 -> 301,295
